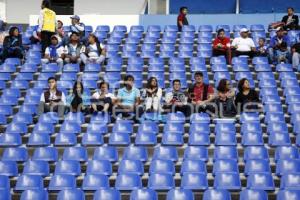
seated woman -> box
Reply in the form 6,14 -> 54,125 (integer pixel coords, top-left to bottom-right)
141,77 -> 162,113
91,82 -> 116,114
215,79 -> 236,118
2,26 -> 24,61
235,78 -> 260,112
66,81 -> 90,113
80,33 -> 106,65
41,35 -> 65,68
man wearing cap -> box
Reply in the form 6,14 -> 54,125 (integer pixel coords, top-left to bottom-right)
69,15 -> 85,38
231,28 -> 256,58
269,27 -> 290,64
38,0 -> 57,54
41,35 -> 65,68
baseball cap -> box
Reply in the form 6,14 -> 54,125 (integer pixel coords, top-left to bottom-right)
240,28 -> 249,33
70,15 -> 80,20
276,27 -> 284,32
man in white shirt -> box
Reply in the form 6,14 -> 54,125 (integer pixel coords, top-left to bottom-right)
231,28 -> 256,58
91,82 -> 116,114
41,35 -> 65,68
38,77 -> 66,119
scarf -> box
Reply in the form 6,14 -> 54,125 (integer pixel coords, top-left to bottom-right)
49,44 -> 61,58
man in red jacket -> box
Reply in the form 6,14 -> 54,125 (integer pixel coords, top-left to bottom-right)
213,28 -> 231,64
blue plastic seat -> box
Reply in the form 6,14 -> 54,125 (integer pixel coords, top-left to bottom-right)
276,159 -> 300,176
0,133 -> 21,147
232,63 -> 250,72
0,96 -> 18,106
109,132 -> 130,145
239,189 -> 268,200
255,64 -> 271,72
32,123 -> 54,135
277,189 -> 300,200
32,147 -> 58,162
93,189 -> 121,200
112,120 -> 133,134
269,132 -> 291,146
57,189 -> 85,200
42,63 -> 60,72
86,160 -> 112,176
264,104 -> 283,113
0,63 -> 16,73
55,133 -> 77,146
5,58 -> 21,65
280,174 -> 300,189
63,147 -> 88,162
12,113 -> 32,125
181,173 -> 208,190
60,122 -> 81,135
82,174 -> 109,191
215,132 -> 237,146
63,63 -> 80,72
247,173 -> 275,190
0,189 -> 11,200
23,160 -> 49,176
240,113 -> 260,123
215,123 -> 235,134
93,146 -> 118,162
213,160 -> 239,174
214,146 -> 238,161
2,147 -> 28,162
241,132 -> 264,146
135,132 -> 157,145
244,159 -> 271,176
130,189 -> 158,200
20,189 -> 48,200
82,132 -> 103,146
252,56 -> 268,65
0,175 -> 9,190
241,122 -> 262,134
49,174 -> 76,191
188,132 -> 210,146
55,160 -> 81,176
163,123 -> 184,134
259,79 -> 277,88
130,25 -> 144,32
123,146 -> 148,162
148,173 -> 174,191
150,159 -> 175,175
162,132 -> 183,146
190,113 -> 210,123
115,174 -> 142,190
244,146 -> 269,161
153,146 -> 178,161
181,160 -> 206,175
275,146 -> 299,162
214,172 -> 241,190
96,25 -> 110,32
203,189 -> 231,200
0,161 -> 17,177
138,121 -> 158,134
113,25 -> 127,32
264,113 -> 285,124
184,146 -> 208,162
15,175 -> 44,190
84,63 -> 101,72
118,159 -> 144,175
2,88 -> 20,98
276,63 -> 293,72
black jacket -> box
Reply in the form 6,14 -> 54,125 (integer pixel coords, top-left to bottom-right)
282,15 -> 299,30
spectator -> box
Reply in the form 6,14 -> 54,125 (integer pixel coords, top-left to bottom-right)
282,7 -> 299,30
41,35 -> 65,68
269,27 -> 290,64
1,26 -> 24,61
91,82 -> 116,114
116,75 -> 141,119
141,77 -> 163,113
38,0 -> 57,54
0,19 -> 7,32
276,42 -> 290,63
64,32 -> 85,64
69,15 -> 85,39
177,6 -> 189,32
165,79 -> 191,117
256,38 -> 268,57
235,78 -> 259,112
38,77 -> 66,119
80,33 -> 106,65
213,28 -> 231,64
56,20 -> 64,42
231,28 -> 256,57
215,79 -> 236,118
187,72 -> 215,114
66,81 -> 90,113
30,25 -> 41,44
292,40 -> 300,68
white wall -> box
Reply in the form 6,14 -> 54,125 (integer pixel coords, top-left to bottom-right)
0,0 -> 6,21
6,0 -> 40,23
74,0 -> 147,15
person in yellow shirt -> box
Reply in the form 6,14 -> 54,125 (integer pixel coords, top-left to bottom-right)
37,0 -> 57,54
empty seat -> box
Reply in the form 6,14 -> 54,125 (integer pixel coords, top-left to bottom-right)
23,160 -> 49,176
54,160 -> 81,176
0,133 -> 21,147
184,146 -> 208,162
82,174 -> 109,190
203,189 -> 231,200
86,160 -> 112,176
153,146 -> 178,161
20,189 -> 48,200
239,189 -> 268,200
57,189 -> 85,200
93,189 -> 121,200
109,132 -> 130,145
244,146 -> 269,161
276,190 -> 300,200
247,173 -> 275,190
135,132 -> 157,145
5,123 -> 27,135
162,132 -> 184,145
214,146 -> 238,161
188,131 -> 210,146
48,174 -> 76,191
130,189 -> 157,200
275,146 -> 299,161
280,174 -> 300,189
115,174 -> 142,190
0,161 -> 17,177
214,172 -> 241,190
181,173 -> 208,190
93,146 -> 118,162
213,160 -> 239,174
15,175 -> 43,190
62,147 -> 88,162
276,159 -> 300,176
148,173 -> 175,191
32,147 -> 58,162
215,132 -> 237,146
118,160 -> 144,175
150,159 -> 175,175
2,147 -> 28,162
55,133 -> 77,146
244,159 -> 271,176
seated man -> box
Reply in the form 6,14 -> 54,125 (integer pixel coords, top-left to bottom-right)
64,32 -> 86,64
231,28 -> 256,58
164,79 -> 191,117
91,82 -> 116,114
213,28 -> 231,64
269,27 -> 290,64
116,75 -> 141,119
41,35 -> 65,68
38,77 -> 66,119
2,26 -> 24,61
282,7 -> 299,30
187,72 -> 215,115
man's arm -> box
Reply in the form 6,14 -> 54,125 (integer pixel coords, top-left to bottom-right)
37,10 -> 44,32
74,23 -> 84,32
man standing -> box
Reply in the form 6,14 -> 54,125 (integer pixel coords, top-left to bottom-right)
282,7 -> 299,30
177,7 -> 189,32
38,0 -> 57,54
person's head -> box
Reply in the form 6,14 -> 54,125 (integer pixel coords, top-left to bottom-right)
147,77 -> 158,89
70,15 -> 80,25
194,71 -> 204,85
50,35 -> 58,45
48,77 -> 57,90
57,20 -> 63,29
41,0 -> 50,9
217,28 -> 225,39
258,38 -> 265,47
180,7 -> 188,15
99,82 -> 109,93
70,32 -> 80,43
276,27 -> 285,38
73,81 -> 84,96
238,78 -> 250,92
172,79 -> 181,91
288,7 -> 294,16
88,33 -> 99,44
124,75 -> 134,89
9,26 -> 19,37
217,79 -> 230,93
240,28 -> 249,38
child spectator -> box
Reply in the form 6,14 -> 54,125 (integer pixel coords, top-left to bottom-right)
276,42 -> 290,63
41,35 -> 65,68
256,38 -> 268,57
